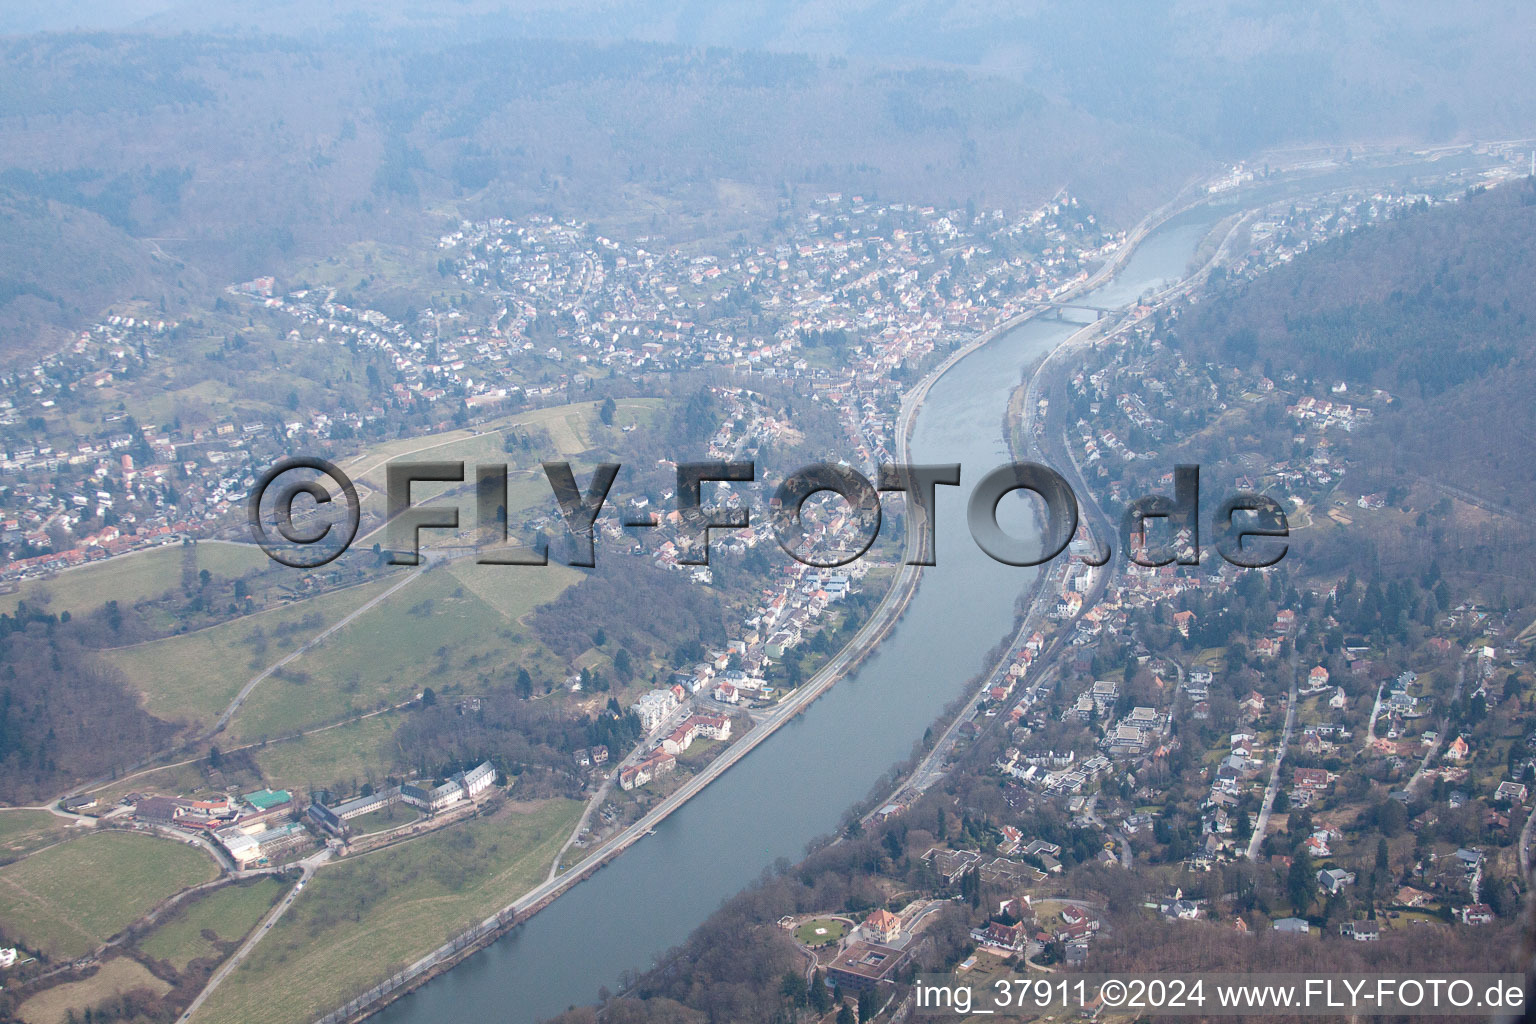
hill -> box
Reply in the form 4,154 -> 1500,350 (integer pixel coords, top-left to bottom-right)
0,188 -> 193,360
6,6 -> 1536,364
1176,178 -> 1536,514
0,31 -> 1202,364
14,1 -> 1536,157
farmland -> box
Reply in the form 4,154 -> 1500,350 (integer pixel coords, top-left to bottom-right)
139,876 -> 290,972
1,542 -> 269,617
196,797 -> 581,1024
0,832 -> 219,959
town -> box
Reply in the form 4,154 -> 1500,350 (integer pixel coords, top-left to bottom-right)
2,145 -> 1534,1024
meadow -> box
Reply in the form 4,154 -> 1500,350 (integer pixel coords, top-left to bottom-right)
139,876 -> 289,972
224,563 -> 579,744
106,575 -> 402,729
2,542 -> 269,617
16,956 -> 171,1024
196,798 -> 581,1024
0,831 -> 218,959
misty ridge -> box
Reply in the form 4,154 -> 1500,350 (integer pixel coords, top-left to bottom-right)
2,1 -> 1535,361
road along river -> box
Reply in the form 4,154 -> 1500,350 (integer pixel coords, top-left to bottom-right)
364,210 -> 1217,1024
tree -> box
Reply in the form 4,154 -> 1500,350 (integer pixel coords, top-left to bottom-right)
599,397 -> 617,426
1376,798 -> 1407,838
858,986 -> 875,1022
208,745 -> 222,769
421,686 -> 437,707
516,668 -> 534,700
1288,849 -> 1317,914
1373,836 -> 1392,898
961,867 -> 981,908
809,972 -> 830,1013
836,1003 -> 856,1024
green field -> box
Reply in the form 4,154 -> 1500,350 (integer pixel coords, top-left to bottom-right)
444,560 -> 583,622
106,575 -> 400,728
1,542 -> 269,617
226,564 -> 579,743
345,803 -> 421,835
197,798 -> 581,1024
343,399 -> 657,478
0,810 -> 72,862
344,399 -> 660,531
0,831 -> 219,959
139,876 -> 288,972
17,956 -> 172,1024
252,713 -> 406,794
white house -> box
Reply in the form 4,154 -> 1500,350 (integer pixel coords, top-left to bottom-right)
634,689 -> 680,730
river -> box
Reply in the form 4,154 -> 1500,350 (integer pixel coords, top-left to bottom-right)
370,151 -> 1493,1024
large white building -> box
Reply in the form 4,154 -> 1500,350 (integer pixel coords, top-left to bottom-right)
216,821 -> 310,867
333,787 -> 398,820
401,761 -> 498,813
460,760 -> 497,797
634,689 -> 680,731
659,713 -> 732,755
402,779 -> 464,812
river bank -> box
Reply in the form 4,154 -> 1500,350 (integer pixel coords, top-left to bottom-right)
360,186 -> 1260,1024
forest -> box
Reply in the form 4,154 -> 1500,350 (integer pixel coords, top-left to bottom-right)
530,556 -> 728,664
1175,179 -> 1536,516
0,604 -> 175,803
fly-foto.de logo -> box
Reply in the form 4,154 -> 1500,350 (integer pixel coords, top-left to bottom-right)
249,458 -> 1287,571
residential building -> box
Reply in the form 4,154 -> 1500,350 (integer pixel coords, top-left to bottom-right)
1340,920 -> 1379,941
864,909 -> 902,943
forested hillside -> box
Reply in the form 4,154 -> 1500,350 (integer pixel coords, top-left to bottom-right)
1177,179 -> 1536,513
0,607 -> 176,803
14,1 -> 1536,160
0,187 -> 191,355
8,3 -> 1536,366
0,32 -> 1199,363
